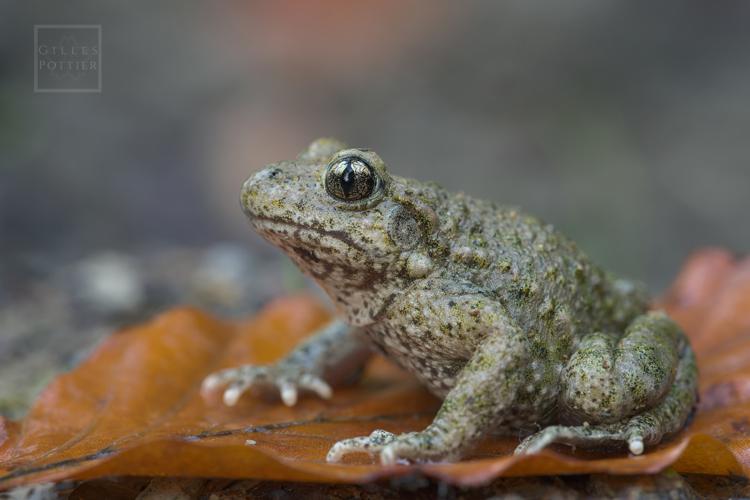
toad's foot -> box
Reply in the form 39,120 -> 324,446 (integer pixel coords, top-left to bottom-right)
326,429 -> 458,465
201,364 -> 332,407
514,422 -> 642,455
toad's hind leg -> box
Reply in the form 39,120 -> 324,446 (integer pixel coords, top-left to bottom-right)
515,311 -> 698,455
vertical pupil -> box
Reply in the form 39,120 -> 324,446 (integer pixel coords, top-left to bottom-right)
341,162 -> 356,196
327,157 -> 377,201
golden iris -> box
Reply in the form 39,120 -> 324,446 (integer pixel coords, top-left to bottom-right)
325,157 -> 378,202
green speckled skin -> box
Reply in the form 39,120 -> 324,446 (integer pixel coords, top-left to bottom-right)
202,138 -> 698,464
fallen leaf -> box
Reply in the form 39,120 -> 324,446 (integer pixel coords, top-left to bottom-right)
1,249 -> 750,488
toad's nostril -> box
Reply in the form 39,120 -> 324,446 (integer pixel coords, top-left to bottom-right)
250,166 -> 283,183
266,167 -> 282,179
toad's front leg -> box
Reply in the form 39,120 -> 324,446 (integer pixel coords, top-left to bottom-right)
327,313 -> 530,464
202,319 -> 371,406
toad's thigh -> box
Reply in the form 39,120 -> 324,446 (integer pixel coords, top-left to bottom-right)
561,312 -> 681,424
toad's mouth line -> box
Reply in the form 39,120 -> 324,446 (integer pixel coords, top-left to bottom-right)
248,215 -> 367,254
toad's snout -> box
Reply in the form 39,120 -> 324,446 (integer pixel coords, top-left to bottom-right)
240,165 -> 286,218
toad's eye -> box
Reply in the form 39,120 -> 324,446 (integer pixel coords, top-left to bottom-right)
325,156 -> 379,202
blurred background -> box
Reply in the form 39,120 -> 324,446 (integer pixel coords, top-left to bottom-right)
1,0 -> 749,416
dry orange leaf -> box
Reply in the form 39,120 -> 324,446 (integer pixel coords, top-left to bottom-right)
2,248 -> 750,488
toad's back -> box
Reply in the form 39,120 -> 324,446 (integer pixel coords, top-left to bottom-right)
430,191 -> 649,344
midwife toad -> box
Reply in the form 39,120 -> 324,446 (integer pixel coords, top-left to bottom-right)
202,138 -> 698,464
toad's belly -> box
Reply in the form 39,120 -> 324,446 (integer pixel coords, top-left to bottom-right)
365,322 -> 466,396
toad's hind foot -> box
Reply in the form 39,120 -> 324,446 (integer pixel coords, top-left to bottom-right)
514,422 -> 645,455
